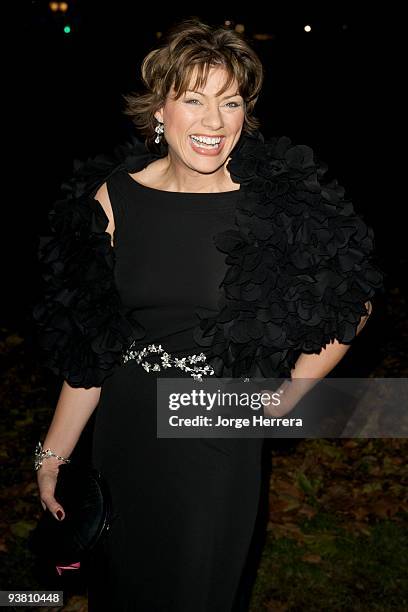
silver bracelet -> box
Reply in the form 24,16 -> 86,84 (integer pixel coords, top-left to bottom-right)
34,441 -> 71,471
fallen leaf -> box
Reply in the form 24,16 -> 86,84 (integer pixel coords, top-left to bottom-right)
343,522 -> 371,537
271,478 -> 304,499
298,504 -> 317,519
265,599 -> 290,611
0,539 -> 8,553
268,522 -> 305,543
301,553 -> 322,563
351,506 -> 371,521
371,500 -> 401,519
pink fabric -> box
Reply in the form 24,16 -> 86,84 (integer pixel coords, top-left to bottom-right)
55,561 -> 81,575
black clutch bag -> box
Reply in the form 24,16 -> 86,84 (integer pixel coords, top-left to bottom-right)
29,462 -> 112,573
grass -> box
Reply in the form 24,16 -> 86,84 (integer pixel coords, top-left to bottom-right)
250,514 -> 408,611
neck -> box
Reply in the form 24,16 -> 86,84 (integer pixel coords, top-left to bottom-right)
150,153 -> 238,193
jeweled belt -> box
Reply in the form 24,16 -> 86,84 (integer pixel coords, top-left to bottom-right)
121,342 -> 215,382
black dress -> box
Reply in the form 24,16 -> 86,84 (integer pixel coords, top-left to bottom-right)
33,130 -> 384,611
86,170 -> 265,611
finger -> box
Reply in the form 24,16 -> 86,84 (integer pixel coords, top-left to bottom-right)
50,505 -> 65,521
41,495 -> 66,521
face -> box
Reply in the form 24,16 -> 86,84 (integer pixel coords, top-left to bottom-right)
154,66 -> 245,174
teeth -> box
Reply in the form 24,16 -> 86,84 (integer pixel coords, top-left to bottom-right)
190,135 -> 222,145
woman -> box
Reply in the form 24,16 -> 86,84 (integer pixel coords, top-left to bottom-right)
33,18 -> 383,611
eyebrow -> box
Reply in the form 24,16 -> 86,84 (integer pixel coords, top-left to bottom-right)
185,90 -> 241,99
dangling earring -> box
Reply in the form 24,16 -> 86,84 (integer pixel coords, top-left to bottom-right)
154,120 -> 164,144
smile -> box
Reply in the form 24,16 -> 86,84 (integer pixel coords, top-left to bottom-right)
188,135 -> 226,155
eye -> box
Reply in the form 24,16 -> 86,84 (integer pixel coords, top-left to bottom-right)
225,102 -> 242,108
184,99 -> 202,105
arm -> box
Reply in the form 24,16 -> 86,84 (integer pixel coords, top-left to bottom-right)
41,381 -> 102,460
41,180 -> 116,458
37,183 -> 115,518
37,382 -> 101,520
263,301 -> 373,416
36,183 -> 115,518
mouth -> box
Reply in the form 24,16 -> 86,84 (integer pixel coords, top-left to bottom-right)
188,135 -> 226,156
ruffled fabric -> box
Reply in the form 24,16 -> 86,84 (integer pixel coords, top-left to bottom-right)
32,138 -> 160,388
193,131 -> 385,378
33,130 -> 384,387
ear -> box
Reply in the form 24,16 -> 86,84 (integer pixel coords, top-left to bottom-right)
154,109 -> 164,123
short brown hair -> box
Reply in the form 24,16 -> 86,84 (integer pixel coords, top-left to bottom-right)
123,17 -> 264,150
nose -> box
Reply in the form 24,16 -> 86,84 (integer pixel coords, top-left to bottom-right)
201,103 -> 224,131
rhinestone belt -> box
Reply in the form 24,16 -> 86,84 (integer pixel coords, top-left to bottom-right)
121,342 -> 215,382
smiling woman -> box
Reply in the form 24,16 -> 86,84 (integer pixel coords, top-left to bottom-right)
145,65 -> 246,191
122,19 -> 263,193
33,14 -> 384,612
122,63 -> 260,191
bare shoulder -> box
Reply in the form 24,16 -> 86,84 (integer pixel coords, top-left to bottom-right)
94,182 -> 115,246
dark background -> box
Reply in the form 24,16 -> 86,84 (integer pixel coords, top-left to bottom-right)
9,2 -> 397,354
0,5 -> 405,607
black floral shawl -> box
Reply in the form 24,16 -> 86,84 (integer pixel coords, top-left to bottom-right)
32,130 -> 384,387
